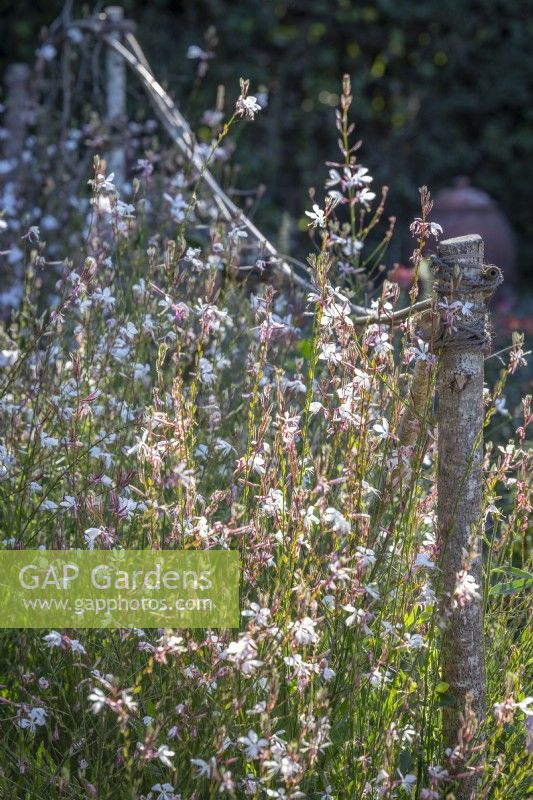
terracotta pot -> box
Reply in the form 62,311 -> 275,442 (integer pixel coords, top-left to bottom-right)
431,177 -> 516,294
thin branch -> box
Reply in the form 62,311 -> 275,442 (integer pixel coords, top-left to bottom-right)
59,18 -> 432,328
352,298 -> 433,326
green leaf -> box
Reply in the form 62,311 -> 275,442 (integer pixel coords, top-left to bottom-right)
489,567 -> 533,596
399,749 -> 413,773
490,578 -> 533,596
297,338 -> 314,361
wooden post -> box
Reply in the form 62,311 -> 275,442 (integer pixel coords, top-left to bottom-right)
432,234 -> 500,798
105,6 -> 127,188
3,63 -> 31,162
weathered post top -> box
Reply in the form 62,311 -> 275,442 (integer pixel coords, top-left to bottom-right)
437,234 -> 484,288
432,234 -> 502,356
437,235 -> 484,300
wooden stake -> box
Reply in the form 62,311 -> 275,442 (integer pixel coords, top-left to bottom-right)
433,235 -> 488,799
105,6 -> 127,188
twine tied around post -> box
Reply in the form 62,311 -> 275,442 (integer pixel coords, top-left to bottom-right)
429,254 -> 503,354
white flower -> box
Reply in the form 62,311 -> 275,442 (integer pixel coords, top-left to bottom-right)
305,204 -> 326,228
241,603 -> 271,627
261,488 -> 284,516
238,729 -> 268,759
116,200 -> 135,219
40,432 -> 59,448
302,505 -> 320,529
325,169 -> 342,188
41,499 -> 59,511
515,697 -> 533,715
247,452 -> 266,476
69,639 -> 86,654
324,507 -> 350,536
358,187 -> 376,209
88,687 -> 106,714
118,496 -> 146,519
43,631 -> 62,649
236,95 -> 262,120
411,338 -> 431,361
456,300 -> 473,317
319,342 -> 342,365
342,604 -> 359,627
401,726 -> 418,744
342,237 -> 364,257
342,605 -> 372,634
111,337 -> 130,361
36,44 -> 57,61
371,330 -> 393,356
403,632 -> 425,649
420,581 -> 436,606
89,172 -> 117,194
133,363 -> 151,383
29,708 -> 47,727
265,788 -> 291,799
290,617 -> 318,645
164,192 -> 188,223
84,527 -> 103,550
368,667 -> 391,687
372,417 -> 390,439
191,756 -> 217,777
0,349 -> 18,367
495,397 -> 510,416
398,770 -> 417,792
309,401 -> 323,415
194,444 -> 208,461
224,635 -> 263,675
91,287 -> 116,308
151,784 -> 177,800
60,495 -> 77,510
355,546 -> 376,568
452,570 -> 481,608
414,552 -> 436,570
214,438 -> 235,456
283,654 -> 319,679
187,45 -> 210,60
198,357 -> 216,385
184,246 -> 204,270
18,707 -> 47,733
156,744 -> 175,768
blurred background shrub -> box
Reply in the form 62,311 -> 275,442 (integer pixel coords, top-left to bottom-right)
0,0 -> 531,283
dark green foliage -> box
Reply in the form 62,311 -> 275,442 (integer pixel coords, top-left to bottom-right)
1,0 -> 532,278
